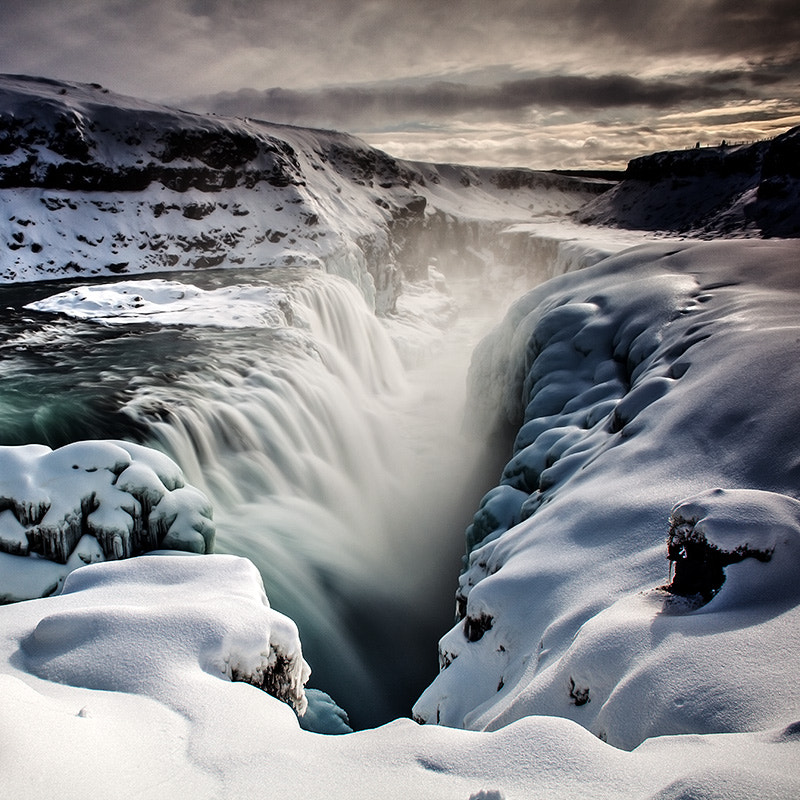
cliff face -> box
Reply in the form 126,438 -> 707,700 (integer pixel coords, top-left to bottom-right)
0,75 -> 609,312
577,126 -> 800,237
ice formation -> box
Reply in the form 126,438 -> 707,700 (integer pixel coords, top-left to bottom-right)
0,440 -> 214,602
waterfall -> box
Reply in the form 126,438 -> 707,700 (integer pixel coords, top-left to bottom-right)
108,269 -> 485,727
1,231 -> 612,728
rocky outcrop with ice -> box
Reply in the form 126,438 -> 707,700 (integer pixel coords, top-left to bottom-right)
577,126 -> 800,236
415,239 -> 800,749
0,74 -> 609,313
0,440 -> 214,602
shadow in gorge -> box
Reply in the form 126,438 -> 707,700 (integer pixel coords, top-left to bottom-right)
330,419 -> 518,730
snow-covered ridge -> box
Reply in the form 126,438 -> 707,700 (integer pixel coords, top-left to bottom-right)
0,74 -> 610,311
415,239 -> 800,750
577,126 -> 800,236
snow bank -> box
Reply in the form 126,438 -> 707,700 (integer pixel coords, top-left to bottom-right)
0,440 -> 214,601
2,552 -> 798,799
415,239 -> 800,752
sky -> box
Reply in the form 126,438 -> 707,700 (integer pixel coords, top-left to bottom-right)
0,0 -> 798,169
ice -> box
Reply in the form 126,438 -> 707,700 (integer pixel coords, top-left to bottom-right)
299,688 -> 353,735
25,279 -> 293,329
0,440 -> 214,601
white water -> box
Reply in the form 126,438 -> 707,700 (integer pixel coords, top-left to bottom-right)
105,269 -> 503,727
3,255 -> 555,728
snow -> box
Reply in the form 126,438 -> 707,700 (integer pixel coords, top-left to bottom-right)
0,440 -> 214,601
2,552 -> 799,800
0,74 -> 608,316
2,74 -> 800,797
414,239 -> 800,759
576,126 -> 800,238
23,279 -> 293,328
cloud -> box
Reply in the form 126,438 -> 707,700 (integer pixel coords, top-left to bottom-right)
1,0 -> 799,101
0,0 -> 797,168
191,73 -> 748,130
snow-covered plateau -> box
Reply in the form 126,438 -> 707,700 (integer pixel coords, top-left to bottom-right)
1,75 -> 800,798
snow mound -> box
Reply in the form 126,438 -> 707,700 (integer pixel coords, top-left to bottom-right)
24,279 -> 292,329
0,440 -> 214,602
666,488 -> 800,608
415,238 -> 800,749
19,554 -> 309,714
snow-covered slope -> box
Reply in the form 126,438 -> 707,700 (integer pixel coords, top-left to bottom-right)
2,550 -> 799,800
577,127 -> 800,237
415,239 -> 800,753
0,74 -> 610,312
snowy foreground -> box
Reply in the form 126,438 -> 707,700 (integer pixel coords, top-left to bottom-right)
2,237 -> 800,798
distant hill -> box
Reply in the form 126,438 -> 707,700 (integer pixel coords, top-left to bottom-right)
577,127 -> 800,237
0,74 -> 609,311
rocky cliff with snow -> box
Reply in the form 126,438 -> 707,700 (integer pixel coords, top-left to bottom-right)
577,126 -> 800,237
0,74 -> 610,312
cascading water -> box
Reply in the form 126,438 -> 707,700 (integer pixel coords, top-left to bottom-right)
0,266 -> 516,729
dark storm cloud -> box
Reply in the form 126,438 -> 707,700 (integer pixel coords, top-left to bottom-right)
2,0 -> 799,91
564,0 -> 800,58
0,0 -> 797,168
196,73 -> 746,128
